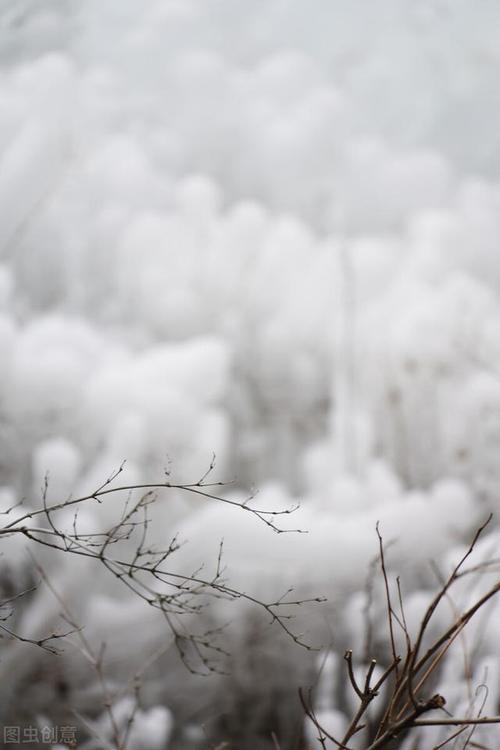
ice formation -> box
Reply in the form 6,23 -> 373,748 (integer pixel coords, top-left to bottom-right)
1,1 -> 500,744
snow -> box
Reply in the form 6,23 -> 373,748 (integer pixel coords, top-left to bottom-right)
304,651 -> 347,749
96,696 -> 173,750
32,437 -> 81,502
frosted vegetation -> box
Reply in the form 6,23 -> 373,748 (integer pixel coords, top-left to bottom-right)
1,1 -> 500,748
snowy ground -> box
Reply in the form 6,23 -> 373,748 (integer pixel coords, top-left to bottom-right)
1,2 -> 500,749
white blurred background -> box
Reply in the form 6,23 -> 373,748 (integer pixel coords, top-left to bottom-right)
1,2 -> 500,749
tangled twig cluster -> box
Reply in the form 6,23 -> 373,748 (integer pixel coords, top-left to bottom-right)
0,460 -> 322,673
301,515 -> 500,749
